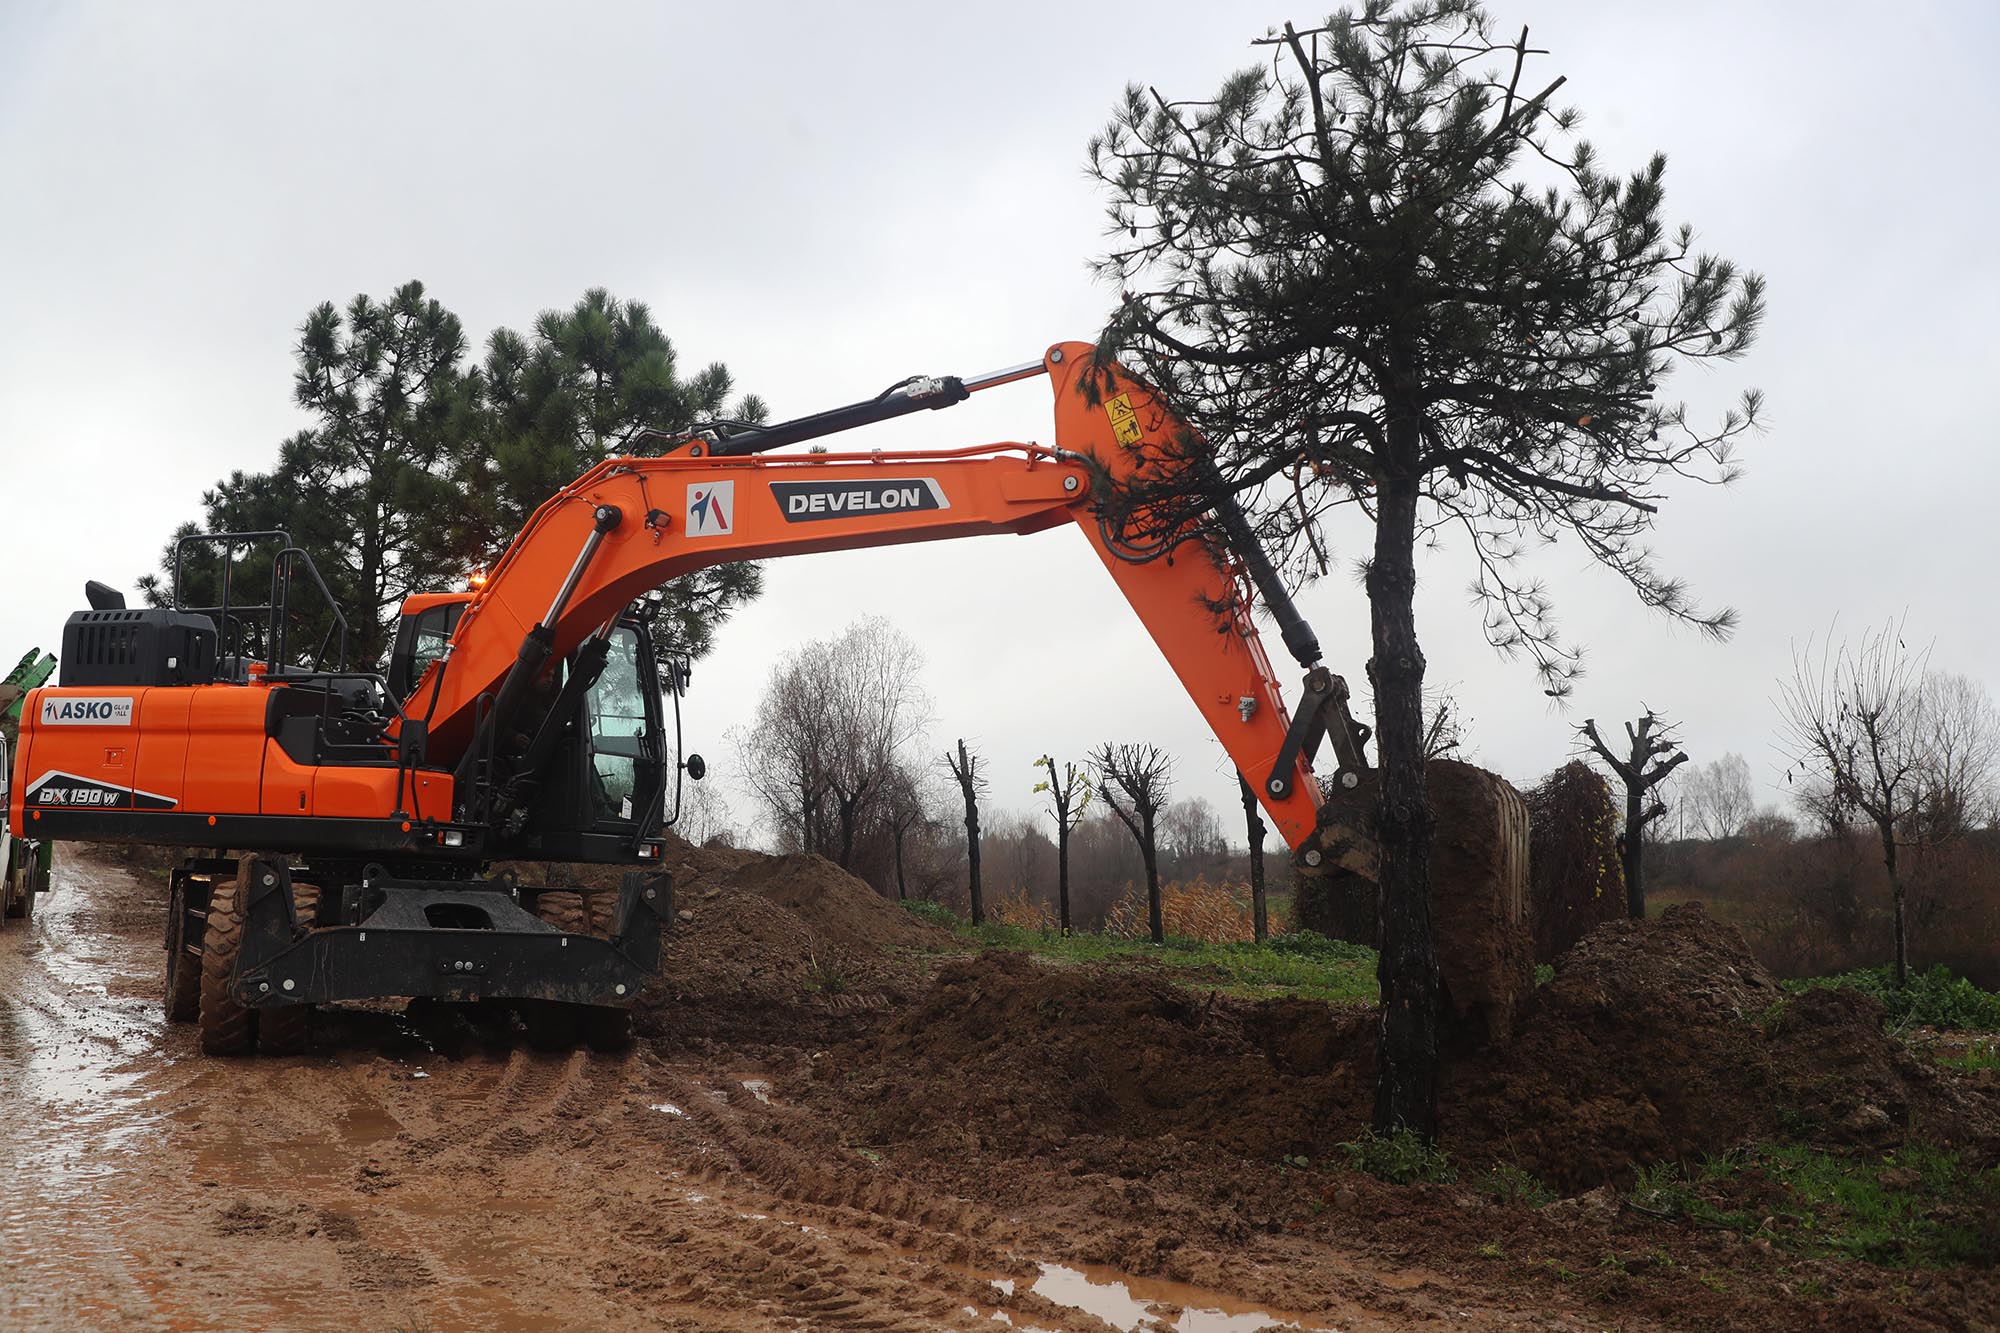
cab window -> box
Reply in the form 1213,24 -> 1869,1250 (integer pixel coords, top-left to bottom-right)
585,625 -> 649,822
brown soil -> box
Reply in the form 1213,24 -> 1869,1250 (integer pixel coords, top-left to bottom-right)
2,846 -> 1994,1331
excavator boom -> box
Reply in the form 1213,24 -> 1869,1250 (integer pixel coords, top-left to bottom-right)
410,342 -> 1347,850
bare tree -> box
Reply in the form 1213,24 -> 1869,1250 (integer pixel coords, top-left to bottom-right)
1683,753 -> 1756,840
1238,770 -> 1269,942
944,738 -> 988,926
876,761 -> 941,902
735,661 -> 831,854
1423,685 -> 1470,761
1579,709 -> 1689,918
1034,754 -> 1093,936
1777,622 -> 1931,986
1093,742 -> 1174,944
1159,796 -> 1229,877
822,618 -> 933,867
1911,672 -> 2000,842
739,617 -> 932,864
670,766 -> 737,847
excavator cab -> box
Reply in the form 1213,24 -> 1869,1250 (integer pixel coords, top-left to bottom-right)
518,614 -> 668,852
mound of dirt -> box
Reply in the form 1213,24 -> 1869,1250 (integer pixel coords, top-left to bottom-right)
1451,904 -> 1999,1188
805,949 -> 1368,1162
635,840 -> 955,1046
801,903 -> 2000,1194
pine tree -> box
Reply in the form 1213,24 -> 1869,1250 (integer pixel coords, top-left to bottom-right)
1087,3 -> 1763,1139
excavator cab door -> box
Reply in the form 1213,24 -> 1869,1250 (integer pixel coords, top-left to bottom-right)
580,622 -> 658,827
519,616 -> 667,855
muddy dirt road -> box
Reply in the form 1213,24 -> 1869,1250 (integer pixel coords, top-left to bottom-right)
4,849 -> 1989,1332
0,849 -> 1606,1332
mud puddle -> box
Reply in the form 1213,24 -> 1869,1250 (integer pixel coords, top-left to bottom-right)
962,1261 -> 1336,1333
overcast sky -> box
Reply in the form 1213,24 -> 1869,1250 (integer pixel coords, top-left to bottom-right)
3,2 -> 1996,844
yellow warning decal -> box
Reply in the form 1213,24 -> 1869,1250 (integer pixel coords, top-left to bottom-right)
1104,393 -> 1144,446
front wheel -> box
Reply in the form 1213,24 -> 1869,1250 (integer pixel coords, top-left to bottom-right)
197,863 -> 259,1056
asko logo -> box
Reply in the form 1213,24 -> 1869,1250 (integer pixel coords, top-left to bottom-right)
686,481 -> 735,537
39,696 -> 133,726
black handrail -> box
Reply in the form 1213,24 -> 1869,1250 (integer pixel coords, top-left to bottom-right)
171,530 -> 352,675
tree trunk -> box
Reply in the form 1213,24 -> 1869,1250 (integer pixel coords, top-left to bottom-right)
965,798 -> 983,926
1240,771 -> 1268,943
1366,464 -> 1439,1142
1880,817 -> 1908,987
836,791 -> 859,868
893,828 -> 907,901
1142,824 -> 1163,945
1057,826 -> 1072,937
1623,787 -> 1646,919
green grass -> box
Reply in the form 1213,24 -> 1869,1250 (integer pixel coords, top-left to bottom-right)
1479,1161 -> 1557,1206
1340,1128 -> 1457,1185
936,917 -> 1379,1004
1784,964 -> 2000,1032
1629,1143 -> 2000,1268
1937,1036 -> 2000,1073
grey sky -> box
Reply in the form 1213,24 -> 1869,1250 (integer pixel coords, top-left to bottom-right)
3,2 -> 1996,842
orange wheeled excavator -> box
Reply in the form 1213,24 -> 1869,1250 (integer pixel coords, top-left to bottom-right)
8,341 -> 1484,1055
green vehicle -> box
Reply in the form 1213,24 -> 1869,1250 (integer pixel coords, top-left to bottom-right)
2,647 -> 57,922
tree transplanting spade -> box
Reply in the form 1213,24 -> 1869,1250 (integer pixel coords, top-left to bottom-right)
7,343 -> 1529,1055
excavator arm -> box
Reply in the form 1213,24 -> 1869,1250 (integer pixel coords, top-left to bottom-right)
417,342 -> 1369,856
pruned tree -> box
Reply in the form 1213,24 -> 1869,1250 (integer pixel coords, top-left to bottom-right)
1579,709 -> 1688,918
1683,752 -> 1755,840
1034,754 -> 1093,935
1238,770 -> 1270,941
945,739 -> 988,925
1088,3 -> 1763,1141
1777,621 -> 1932,986
1092,742 -> 1174,944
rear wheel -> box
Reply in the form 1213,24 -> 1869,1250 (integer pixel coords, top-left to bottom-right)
257,881 -> 321,1056
163,871 -> 205,1023
198,863 -> 258,1056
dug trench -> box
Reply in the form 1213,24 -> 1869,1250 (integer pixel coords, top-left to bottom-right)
0,844 -> 1993,1332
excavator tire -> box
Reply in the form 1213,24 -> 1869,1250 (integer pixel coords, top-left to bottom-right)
533,890 -> 588,935
257,881 -> 322,1056
3,846 -> 40,921
163,872 -> 205,1023
198,863 -> 257,1056
580,888 -> 621,939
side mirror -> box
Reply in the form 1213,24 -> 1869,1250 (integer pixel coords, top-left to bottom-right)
684,753 -> 706,782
